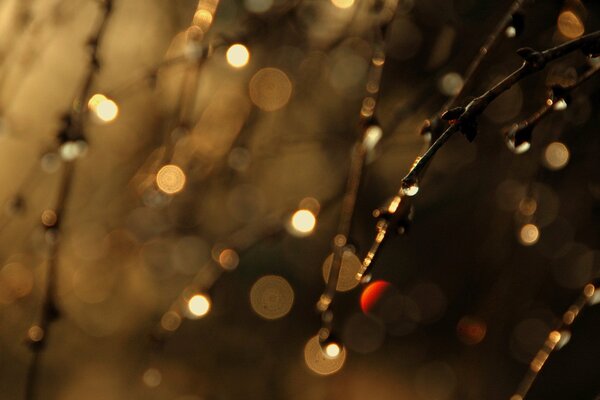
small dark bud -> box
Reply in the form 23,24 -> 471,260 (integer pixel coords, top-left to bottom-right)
91,56 -> 101,70
460,118 -> 478,142
45,301 -> 61,322
147,72 -> 157,88
87,37 -> 99,49
517,47 -> 544,68
6,195 -> 25,215
441,107 -> 465,121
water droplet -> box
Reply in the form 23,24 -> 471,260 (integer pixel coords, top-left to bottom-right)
553,98 -> 568,111
401,181 -> 419,197
506,137 -> 531,154
59,140 -> 88,161
363,125 -> 383,150
505,26 -> 517,38
555,329 -> 571,350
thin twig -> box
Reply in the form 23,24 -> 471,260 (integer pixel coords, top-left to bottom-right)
443,0 -> 527,111
314,2 -> 399,344
506,63 -> 600,146
355,30 -> 600,281
510,280 -> 600,400
23,1 -> 115,399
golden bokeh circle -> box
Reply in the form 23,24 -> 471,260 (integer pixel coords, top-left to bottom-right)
519,223 -> 539,246
321,250 -> 361,292
226,44 -> 250,68
250,275 -> 294,320
156,164 -> 186,195
187,294 -> 211,318
249,68 -> 292,111
303,335 -> 346,376
288,209 -> 316,237
544,142 -> 569,170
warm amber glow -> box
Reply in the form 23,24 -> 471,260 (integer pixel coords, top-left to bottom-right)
548,330 -> 561,344
544,142 -> 569,170
249,68 -> 292,111
289,209 -> 316,236
557,11 -> 584,39
584,283 -> 595,298
187,294 -> 211,317
156,164 -> 186,194
88,93 -> 119,123
331,0 -> 354,9
226,44 -> 250,68
519,223 -> 539,246
250,275 -> 294,320
325,342 -> 341,358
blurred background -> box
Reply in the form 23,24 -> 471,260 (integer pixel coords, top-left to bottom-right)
0,0 -> 599,399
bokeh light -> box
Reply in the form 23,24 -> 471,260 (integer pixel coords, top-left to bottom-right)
438,72 -> 463,96
244,0 -> 273,13
363,125 -> 383,151
187,294 -> 211,318
360,280 -> 393,314
288,209 -> 316,236
142,368 -> 162,388
160,311 -> 182,332
27,325 -> 44,343
456,315 -> 487,345
0,262 -> 34,304
557,10 -> 584,39
249,67 -> 292,111
59,140 -> 88,161
41,209 -> 57,227
322,250 -> 361,292
250,275 -> 294,320
156,164 -> 186,194
303,335 -> 346,376
217,248 -> 239,271
88,93 -> 119,123
331,0 -> 354,9
226,44 -> 250,68
519,223 -> 539,246
324,342 -> 341,358
543,142 -> 569,170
